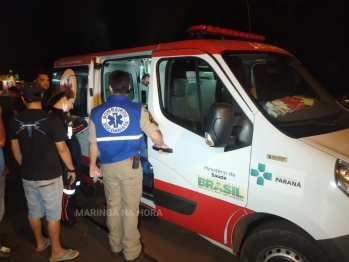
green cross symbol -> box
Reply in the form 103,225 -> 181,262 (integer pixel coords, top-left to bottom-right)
251,163 -> 272,186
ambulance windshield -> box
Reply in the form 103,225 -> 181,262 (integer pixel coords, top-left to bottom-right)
222,52 -> 349,137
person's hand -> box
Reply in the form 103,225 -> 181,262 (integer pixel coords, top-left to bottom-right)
67,171 -> 76,185
154,143 -> 168,154
89,164 -> 102,178
84,117 -> 89,124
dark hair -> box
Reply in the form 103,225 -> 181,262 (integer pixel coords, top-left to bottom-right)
33,70 -> 49,81
142,74 -> 150,80
23,93 -> 42,103
24,96 -> 42,103
8,86 -> 20,95
109,70 -> 130,94
48,88 -> 75,110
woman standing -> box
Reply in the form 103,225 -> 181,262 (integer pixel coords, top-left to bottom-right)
48,89 -> 88,227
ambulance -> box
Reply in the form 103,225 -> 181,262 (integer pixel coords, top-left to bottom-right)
52,25 -> 349,262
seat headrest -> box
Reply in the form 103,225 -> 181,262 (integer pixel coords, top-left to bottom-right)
200,79 -> 217,94
172,79 -> 188,96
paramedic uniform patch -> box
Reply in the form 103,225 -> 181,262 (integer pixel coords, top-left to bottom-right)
101,107 -> 130,133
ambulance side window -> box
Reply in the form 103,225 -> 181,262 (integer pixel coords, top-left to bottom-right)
102,58 -> 151,104
157,57 -> 236,137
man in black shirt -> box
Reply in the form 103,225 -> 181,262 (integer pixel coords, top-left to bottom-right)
8,86 -> 26,114
9,83 -> 79,261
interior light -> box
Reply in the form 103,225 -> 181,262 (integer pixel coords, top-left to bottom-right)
187,25 -> 266,41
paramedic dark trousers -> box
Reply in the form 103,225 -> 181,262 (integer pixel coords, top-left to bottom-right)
62,171 -> 77,221
62,137 -> 81,220
102,159 -> 142,261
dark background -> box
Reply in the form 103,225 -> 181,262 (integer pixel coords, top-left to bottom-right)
0,0 -> 347,96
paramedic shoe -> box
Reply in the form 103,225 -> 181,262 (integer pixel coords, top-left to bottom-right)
60,218 -> 78,228
124,254 -> 144,262
0,245 -> 19,258
124,246 -> 143,262
111,250 -> 124,259
124,256 -> 142,262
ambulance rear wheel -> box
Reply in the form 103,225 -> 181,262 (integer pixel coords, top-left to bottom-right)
240,220 -> 329,262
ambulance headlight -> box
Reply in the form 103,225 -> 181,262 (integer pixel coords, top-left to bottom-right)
335,159 -> 349,196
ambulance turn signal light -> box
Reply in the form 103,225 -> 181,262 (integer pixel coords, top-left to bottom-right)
187,25 -> 266,41
335,159 -> 349,196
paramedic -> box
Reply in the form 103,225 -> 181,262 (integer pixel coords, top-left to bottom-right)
48,89 -> 88,227
9,83 -> 79,261
89,70 -> 167,261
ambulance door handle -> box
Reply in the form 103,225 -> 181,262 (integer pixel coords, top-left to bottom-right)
152,146 -> 173,153
89,88 -> 93,97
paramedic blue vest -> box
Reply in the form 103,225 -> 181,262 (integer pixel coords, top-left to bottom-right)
90,95 -> 146,164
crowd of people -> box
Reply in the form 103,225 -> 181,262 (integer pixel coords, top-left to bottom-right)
0,70 -> 167,262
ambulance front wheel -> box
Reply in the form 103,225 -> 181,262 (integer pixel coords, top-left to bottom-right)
240,220 -> 329,262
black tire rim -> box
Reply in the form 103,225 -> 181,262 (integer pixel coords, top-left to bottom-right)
259,247 -> 307,262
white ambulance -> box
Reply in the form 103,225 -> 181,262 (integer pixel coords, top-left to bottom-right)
52,25 -> 349,262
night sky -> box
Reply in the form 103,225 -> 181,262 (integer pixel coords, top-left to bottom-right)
0,0 -> 347,95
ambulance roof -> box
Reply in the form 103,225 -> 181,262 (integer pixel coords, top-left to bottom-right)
54,39 -> 291,68
158,39 -> 290,55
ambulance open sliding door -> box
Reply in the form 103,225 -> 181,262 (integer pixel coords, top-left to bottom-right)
147,50 -> 252,245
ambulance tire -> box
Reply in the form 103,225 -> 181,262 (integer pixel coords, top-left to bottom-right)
79,182 -> 96,197
240,220 -> 329,262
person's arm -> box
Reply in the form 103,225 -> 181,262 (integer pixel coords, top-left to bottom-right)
140,108 -> 167,151
55,141 -> 76,184
71,116 -> 88,136
11,139 -> 22,165
8,109 -> 22,164
88,117 -> 101,177
0,106 -> 5,147
89,142 -> 101,177
149,130 -> 166,149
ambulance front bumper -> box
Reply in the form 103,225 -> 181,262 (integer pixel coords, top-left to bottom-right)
317,234 -> 349,262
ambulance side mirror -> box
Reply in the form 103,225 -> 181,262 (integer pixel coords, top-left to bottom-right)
204,103 -> 235,147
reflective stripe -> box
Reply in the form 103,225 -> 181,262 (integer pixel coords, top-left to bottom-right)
97,134 -> 142,142
76,181 -> 80,186
63,188 -> 75,195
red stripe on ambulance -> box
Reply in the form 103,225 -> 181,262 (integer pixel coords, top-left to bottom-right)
154,179 -> 253,248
